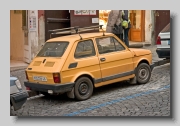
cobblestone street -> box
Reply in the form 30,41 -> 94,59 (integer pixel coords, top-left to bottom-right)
10,45 -> 171,117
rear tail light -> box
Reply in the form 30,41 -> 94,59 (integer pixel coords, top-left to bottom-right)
156,36 -> 161,45
53,73 -> 61,83
25,71 -> 29,80
26,87 -> 31,90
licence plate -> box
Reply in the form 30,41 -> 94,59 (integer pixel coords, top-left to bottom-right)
33,76 -> 47,81
168,40 -> 170,45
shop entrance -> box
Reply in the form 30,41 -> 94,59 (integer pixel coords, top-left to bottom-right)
99,10 -> 145,42
129,10 -> 145,42
23,10 -> 31,63
99,10 -> 111,31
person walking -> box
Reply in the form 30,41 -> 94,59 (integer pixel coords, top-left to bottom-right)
106,10 -> 123,40
122,10 -> 131,47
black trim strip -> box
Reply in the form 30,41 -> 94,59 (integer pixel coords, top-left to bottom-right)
103,70 -> 134,82
94,70 -> 135,84
94,78 -> 103,83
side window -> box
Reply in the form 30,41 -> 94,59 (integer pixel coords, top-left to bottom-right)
74,40 -> 96,58
96,37 -> 125,54
113,37 -> 125,51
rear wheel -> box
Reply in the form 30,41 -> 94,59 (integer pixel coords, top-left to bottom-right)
74,77 -> 93,101
136,63 -> 151,84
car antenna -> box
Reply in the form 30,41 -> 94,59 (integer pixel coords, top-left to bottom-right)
100,25 -> 105,36
75,27 -> 82,40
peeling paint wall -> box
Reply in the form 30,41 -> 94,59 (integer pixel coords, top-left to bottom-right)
28,10 -> 39,60
145,10 -> 152,44
38,10 -> 45,52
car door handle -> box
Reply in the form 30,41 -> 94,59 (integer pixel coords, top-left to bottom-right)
100,58 -> 106,62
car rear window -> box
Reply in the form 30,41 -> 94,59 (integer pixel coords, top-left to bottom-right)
161,23 -> 170,33
36,42 -> 69,57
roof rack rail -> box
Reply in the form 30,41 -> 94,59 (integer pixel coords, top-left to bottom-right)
48,25 -> 105,39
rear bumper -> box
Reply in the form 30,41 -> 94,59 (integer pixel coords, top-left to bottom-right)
10,91 -> 29,111
24,81 -> 75,94
156,48 -> 170,58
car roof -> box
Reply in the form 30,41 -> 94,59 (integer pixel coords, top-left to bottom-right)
46,32 -> 113,43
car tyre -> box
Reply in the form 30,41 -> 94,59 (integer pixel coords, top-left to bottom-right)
136,63 -> 151,84
74,77 -> 93,101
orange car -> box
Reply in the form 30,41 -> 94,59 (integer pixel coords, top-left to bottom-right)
24,26 -> 154,101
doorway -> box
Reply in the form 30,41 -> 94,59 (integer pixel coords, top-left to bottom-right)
22,10 -> 31,63
154,10 -> 170,41
129,10 -> 145,42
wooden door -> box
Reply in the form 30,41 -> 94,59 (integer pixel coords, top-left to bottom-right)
45,10 -> 70,41
23,10 -> 31,63
155,10 -> 170,40
129,10 -> 145,42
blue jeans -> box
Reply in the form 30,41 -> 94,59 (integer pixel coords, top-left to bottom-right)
124,28 -> 130,47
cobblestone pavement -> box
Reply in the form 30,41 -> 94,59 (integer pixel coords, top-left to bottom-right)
10,45 -> 171,117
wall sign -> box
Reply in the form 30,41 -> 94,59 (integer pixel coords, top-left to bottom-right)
74,10 -> 96,15
92,18 -> 99,23
89,10 -> 96,15
29,16 -> 36,31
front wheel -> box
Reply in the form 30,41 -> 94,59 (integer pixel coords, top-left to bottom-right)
136,63 -> 151,84
74,77 -> 93,101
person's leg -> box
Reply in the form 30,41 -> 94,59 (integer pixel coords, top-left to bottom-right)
124,28 -> 130,47
120,33 -> 123,41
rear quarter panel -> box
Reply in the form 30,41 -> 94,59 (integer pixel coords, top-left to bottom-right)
26,41 -> 74,84
61,39 -> 102,84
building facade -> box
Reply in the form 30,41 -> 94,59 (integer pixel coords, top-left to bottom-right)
10,10 -> 170,64
10,10 -> 43,64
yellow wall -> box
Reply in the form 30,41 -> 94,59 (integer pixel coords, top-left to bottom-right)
10,10 -> 24,61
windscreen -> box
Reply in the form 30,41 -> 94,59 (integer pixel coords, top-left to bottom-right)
36,42 -> 69,57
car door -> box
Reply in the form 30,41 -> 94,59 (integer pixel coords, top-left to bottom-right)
95,36 -> 134,82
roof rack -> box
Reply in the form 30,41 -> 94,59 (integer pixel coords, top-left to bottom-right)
48,25 -> 105,39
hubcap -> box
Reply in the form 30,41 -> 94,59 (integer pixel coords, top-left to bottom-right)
139,67 -> 149,80
78,82 -> 88,95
